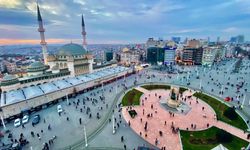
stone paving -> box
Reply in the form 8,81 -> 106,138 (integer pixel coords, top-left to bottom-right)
0,58 -> 249,150
122,87 -> 250,150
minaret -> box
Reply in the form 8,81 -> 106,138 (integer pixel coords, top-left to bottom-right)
81,14 -> 87,50
37,3 -> 48,65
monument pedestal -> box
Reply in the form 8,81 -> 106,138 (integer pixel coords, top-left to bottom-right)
166,86 -> 181,108
167,99 -> 181,108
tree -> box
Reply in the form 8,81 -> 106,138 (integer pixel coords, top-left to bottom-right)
216,129 -> 233,143
223,107 -> 238,120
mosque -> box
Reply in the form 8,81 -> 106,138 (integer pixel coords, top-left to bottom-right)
37,3 -> 94,76
0,3 -> 132,120
0,4 -> 93,92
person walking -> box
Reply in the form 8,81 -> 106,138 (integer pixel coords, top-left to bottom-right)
79,118 -> 82,125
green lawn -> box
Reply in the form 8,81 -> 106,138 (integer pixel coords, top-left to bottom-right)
179,87 -> 188,94
141,84 -> 171,90
193,92 -> 248,130
122,89 -> 143,106
180,127 -> 249,150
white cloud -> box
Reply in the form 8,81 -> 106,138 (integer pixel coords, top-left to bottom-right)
73,0 -> 86,6
222,27 -> 238,33
0,0 -> 21,8
169,29 -> 201,34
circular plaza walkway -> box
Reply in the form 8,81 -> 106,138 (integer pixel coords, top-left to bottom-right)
122,86 -> 250,150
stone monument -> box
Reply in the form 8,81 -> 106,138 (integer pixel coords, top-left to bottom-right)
167,86 -> 181,108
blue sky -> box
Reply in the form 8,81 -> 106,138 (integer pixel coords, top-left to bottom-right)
0,0 -> 250,44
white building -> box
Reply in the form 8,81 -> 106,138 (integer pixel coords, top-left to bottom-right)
202,47 -> 216,67
164,47 -> 176,65
4,61 -> 17,73
0,60 -> 5,73
120,48 -> 140,65
225,45 -> 235,58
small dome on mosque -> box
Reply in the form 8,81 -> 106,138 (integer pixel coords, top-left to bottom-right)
27,61 -> 49,72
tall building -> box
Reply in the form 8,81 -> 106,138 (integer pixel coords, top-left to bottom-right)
230,35 -> 245,44
171,37 -> 181,44
182,48 -> 194,65
37,3 -> 48,65
105,50 -> 114,62
146,47 -> 164,65
182,47 -> 203,65
187,39 -> 200,48
230,37 -> 237,43
193,47 -> 203,65
120,48 -> 140,65
237,35 -> 244,44
164,47 -> 176,65
146,38 -> 158,48
202,47 -> 216,67
217,37 -> 220,44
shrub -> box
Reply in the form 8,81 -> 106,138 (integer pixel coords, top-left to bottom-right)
223,107 -> 238,120
128,110 -> 137,118
216,130 -> 233,143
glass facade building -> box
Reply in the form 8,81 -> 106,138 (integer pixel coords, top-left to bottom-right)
146,47 -> 165,65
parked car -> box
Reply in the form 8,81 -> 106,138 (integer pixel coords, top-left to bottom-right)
57,105 -> 63,113
32,115 -> 40,126
14,118 -> 21,127
22,115 -> 29,124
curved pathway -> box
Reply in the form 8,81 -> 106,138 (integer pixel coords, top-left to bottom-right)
122,87 -> 250,150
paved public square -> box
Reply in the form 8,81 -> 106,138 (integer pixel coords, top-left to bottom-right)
122,87 -> 250,150
0,58 -> 250,150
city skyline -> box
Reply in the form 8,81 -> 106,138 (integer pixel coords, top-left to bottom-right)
0,0 -> 250,45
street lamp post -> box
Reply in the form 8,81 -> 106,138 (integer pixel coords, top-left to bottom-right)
199,79 -> 202,89
115,77 -> 118,94
220,85 -> 224,97
66,93 -> 69,105
236,93 -> 239,102
102,82 -> 104,92
242,94 -> 246,108
112,114 -> 116,134
0,115 -> 6,130
84,125 -> 88,147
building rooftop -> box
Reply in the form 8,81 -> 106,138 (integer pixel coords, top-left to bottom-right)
2,74 -> 17,81
0,66 -> 130,106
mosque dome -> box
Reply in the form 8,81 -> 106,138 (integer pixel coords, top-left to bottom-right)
1,74 -> 19,86
27,61 -> 49,72
57,43 -> 87,56
2,74 -> 17,81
